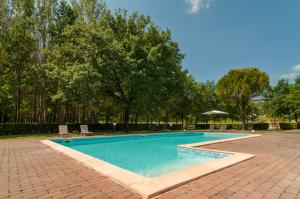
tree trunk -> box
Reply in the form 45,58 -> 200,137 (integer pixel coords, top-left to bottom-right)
164,111 -> 168,131
14,68 -> 22,123
134,113 -> 138,125
105,110 -> 110,124
181,112 -> 184,130
1,108 -> 4,123
15,88 -> 21,122
34,91 -> 37,122
239,109 -> 247,130
124,107 -> 130,132
41,87 -> 47,123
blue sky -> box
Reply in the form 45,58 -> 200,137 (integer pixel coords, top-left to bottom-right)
105,0 -> 300,84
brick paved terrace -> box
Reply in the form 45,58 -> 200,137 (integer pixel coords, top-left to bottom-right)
1,132 -> 300,199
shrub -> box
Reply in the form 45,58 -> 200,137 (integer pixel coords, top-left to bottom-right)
0,123 -> 58,135
232,124 -> 243,130
0,123 -> 185,136
167,124 -> 183,130
195,124 -> 210,129
298,122 -> 300,129
279,123 -> 297,130
252,123 -> 269,130
226,124 -> 233,129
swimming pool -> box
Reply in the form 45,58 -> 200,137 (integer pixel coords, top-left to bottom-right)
53,132 -> 246,177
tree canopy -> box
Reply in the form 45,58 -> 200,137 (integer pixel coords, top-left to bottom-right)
263,77 -> 300,122
0,0 -> 298,131
216,67 -> 269,129
0,0 -> 219,130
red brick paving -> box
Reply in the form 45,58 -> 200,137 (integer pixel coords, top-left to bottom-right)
1,133 -> 300,199
0,139 -> 140,199
156,133 -> 300,199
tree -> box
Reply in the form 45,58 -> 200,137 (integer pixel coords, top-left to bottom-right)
216,67 -> 269,129
263,77 -> 300,122
47,19 -> 99,122
287,77 -> 300,122
263,79 -> 291,120
92,10 -> 185,131
5,0 -> 37,122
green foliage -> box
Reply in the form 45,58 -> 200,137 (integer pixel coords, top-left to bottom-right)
252,123 -> 269,130
0,0 -> 191,128
232,124 -> 243,130
195,124 -> 210,129
2,0 -> 295,131
263,77 -> 300,121
216,68 -> 269,129
279,123 -> 297,130
0,123 -> 58,135
0,123 -> 184,135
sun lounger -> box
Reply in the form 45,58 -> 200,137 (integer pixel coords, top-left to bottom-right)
268,122 -> 280,130
209,124 -> 215,130
80,125 -> 94,136
185,124 -> 196,130
220,124 -> 227,131
59,125 -> 69,137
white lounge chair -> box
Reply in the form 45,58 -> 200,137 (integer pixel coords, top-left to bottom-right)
59,125 -> 69,137
209,124 -> 215,130
220,124 -> 227,131
80,125 -> 94,136
185,124 -> 196,130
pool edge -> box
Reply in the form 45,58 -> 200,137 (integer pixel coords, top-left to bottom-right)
40,133 -> 261,199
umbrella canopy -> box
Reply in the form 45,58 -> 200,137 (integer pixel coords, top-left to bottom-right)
202,110 -> 229,115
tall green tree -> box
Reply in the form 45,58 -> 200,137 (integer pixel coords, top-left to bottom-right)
92,10 -> 185,131
5,0 -> 37,122
216,67 -> 269,129
287,77 -> 300,122
263,79 -> 291,120
265,77 -> 300,122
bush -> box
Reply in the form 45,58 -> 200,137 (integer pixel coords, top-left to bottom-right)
232,124 -> 243,130
225,124 -> 233,129
279,123 -> 297,130
195,124 -> 234,130
252,123 -> 269,130
0,123 -> 184,136
0,123 -> 58,135
297,122 -> 300,129
195,124 -> 210,129
167,124 -> 183,130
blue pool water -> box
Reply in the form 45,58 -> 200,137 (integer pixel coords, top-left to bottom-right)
53,132 -> 245,177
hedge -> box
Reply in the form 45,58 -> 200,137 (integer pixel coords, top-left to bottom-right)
232,124 -> 243,130
0,123 -> 184,136
279,123 -> 297,130
1,122 -> 296,136
252,123 -> 269,130
195,124 -> 210,129
195,123 -> 269,130
0,123 -> 59,135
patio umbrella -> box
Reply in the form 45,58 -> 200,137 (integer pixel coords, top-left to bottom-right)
202,110 -> 229,115
202,110 -> 229,123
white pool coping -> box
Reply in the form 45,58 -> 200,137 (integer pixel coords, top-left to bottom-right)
41,133 -> 261,199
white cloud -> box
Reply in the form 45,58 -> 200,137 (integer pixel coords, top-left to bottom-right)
184,0 -> 213,14
292,64 -> 300,71
280,73 -> 300,79
277,64 -> 300,80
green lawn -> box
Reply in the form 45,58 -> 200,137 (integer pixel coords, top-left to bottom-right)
0,133 -> 76,140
